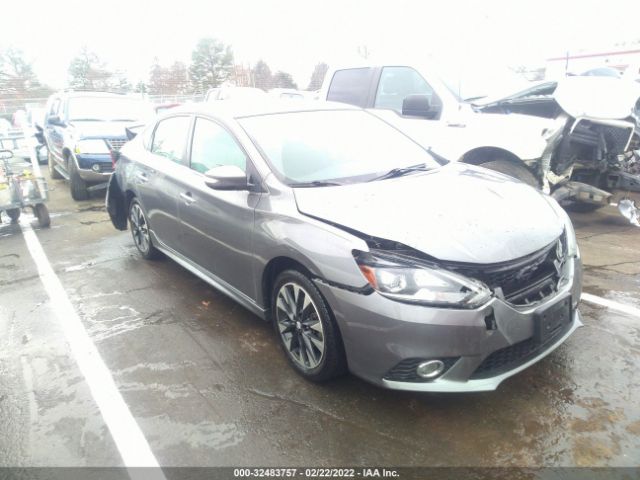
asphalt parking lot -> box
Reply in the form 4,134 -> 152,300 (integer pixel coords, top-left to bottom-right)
1,171 -> 639,469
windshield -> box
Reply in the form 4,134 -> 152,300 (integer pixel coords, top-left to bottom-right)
436,64 -> 533,102
240,110 -> 442,185
67,97 -> 153,122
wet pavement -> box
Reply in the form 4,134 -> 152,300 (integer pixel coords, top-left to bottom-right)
0,172 -> 639,468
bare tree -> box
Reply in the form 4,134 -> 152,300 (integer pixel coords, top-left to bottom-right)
0,47 -> 43,95
68,47 -> 113,90
307,62 -> 328,91
272,71 -> 298,90
252,60 -> 272,90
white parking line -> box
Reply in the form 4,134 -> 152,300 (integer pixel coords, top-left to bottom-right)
20,223 -> 166,475
582,292 -> 640,319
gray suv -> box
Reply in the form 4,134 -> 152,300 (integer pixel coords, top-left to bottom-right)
106,100 -> 583,392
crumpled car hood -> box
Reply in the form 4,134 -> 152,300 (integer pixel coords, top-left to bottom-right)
70,120 -> 138,139
553,76 -> 640,119
475,76 -> 640,120
294,163 -> 563,264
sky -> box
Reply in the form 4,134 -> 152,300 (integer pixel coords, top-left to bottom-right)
2,0 -> 640,89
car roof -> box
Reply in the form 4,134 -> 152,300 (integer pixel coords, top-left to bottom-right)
60,91 -> 144,100
166,99 -> 358,120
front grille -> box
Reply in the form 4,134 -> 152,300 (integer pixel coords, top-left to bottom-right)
470,316 -> 571,379
571,119 -> 634,155
106,138 -> 127,151
384,357 -> 459,382
446,238 -> 564,306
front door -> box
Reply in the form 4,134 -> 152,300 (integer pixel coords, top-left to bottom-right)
178,116 -> 260,298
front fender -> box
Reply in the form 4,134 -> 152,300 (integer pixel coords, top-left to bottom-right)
373,109 -> 551,162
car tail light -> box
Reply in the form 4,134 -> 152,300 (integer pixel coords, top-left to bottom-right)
110,150 -> 120,168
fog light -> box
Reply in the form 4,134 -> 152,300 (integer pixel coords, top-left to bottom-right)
92,164 -> 101,172
416,360 -> 445,379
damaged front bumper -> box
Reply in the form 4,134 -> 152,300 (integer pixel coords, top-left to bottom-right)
314,256 -> 582,393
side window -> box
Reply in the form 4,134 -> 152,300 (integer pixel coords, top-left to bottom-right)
374,66 -> 438,114
141,124 -> 155,150
189,118 -> 246,174
327,68 -> 374,108
151,116 -> 191,163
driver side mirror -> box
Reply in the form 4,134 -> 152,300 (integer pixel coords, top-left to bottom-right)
48,115 -> 65,127
402,94 -> 435,118
204,165 -> 247,190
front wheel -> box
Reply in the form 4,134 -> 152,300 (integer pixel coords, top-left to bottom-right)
68,156 -> 90,201
479,159 -> 539,188
272,269 -> 347,382
129,199 -> 162,260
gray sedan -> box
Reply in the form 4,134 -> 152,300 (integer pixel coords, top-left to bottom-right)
106,100 -> 583,392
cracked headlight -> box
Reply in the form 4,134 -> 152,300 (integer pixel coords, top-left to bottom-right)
354,251 -> 491,308
75,139 -> 110,154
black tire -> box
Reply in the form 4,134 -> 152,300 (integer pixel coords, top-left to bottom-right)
563,202 -> 604,213
479,159 -> 539,188
68,155 -> 90,201
271,269 -> 347,382
34,204 -> 51,228
6,208 -> 20,223
128,198 -> 162,260
48,150 -> 63,179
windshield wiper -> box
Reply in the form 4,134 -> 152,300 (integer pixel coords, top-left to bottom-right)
69,118 -> 102,122
289,180 -> 343,188
368,163 -> 432,182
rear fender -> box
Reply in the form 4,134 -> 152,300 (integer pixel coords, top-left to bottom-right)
106,174 -> 127,230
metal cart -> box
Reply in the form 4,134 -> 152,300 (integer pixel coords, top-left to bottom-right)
0,142 -> 50,227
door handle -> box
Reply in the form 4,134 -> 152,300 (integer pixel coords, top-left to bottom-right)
136,172 -> 149,183
180,192 -> 196,205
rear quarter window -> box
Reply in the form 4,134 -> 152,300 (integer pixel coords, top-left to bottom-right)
327,68 -> 374,108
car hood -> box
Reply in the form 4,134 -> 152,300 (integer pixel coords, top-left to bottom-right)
293,163 -> 563,264
69,120 -> 139,139
474,76 -> 640,120
553,76 -> 640,119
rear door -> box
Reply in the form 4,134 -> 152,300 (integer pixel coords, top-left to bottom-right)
325,67 -> 379,107
178,116 -> 261,298
134,114 -> 192,252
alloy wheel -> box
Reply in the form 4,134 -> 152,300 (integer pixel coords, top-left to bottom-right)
276,282 -> 325,369
130,203 -> 150,254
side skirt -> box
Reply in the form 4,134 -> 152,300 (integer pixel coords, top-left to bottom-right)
152,233 -> 268,320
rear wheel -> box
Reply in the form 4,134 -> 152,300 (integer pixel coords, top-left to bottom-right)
129,199 -> 162,260
563,202 -> 604,213
479,159 -> 539,188
272,269 -> 347,382
68,156 -> 89,201
6,208 -> 20,223
48,150 -> 63,179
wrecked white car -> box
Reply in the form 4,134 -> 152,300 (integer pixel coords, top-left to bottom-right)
475,75 -> 640,210
320,63 -> 640,213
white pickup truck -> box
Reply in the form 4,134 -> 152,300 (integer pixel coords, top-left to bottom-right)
319,63 -> 640,210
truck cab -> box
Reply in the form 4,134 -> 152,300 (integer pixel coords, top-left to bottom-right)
319,64 -> 553,186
